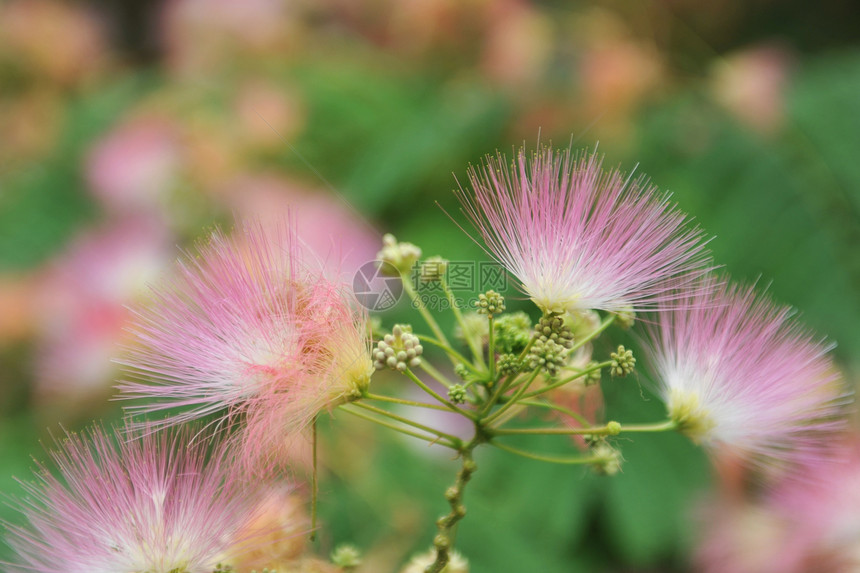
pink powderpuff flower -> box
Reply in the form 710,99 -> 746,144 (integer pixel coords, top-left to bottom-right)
4,425 -> 279,573
35,216 -> 172,403
645,278 -> 848,473
696,438 -> 860,573
85,116 -> 180,215
458,146 -> 712,315
116,220 -> 374,471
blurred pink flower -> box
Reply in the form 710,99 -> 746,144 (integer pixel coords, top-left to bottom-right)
458,147 -> 712,314
234,80 -> 306,151
5,425 -> 278,573
480,0 -> 552,89
117,220 -> 374,473
646,278 -> 848,474
35,217 -> 172,402
86,116 -> 180,214
697,439 -> 860,573
224,174 -> 380,278
712,44 -> 792,134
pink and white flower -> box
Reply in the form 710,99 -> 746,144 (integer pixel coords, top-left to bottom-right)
4,426 -> 274,573
458,146 -> 712,314
646,278 -> 847,471
116,220 -> 373,470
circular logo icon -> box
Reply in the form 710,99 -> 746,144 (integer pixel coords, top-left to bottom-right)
353,260 -> 403,311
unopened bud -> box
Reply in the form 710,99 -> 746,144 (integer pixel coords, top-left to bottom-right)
609,345 -> 635,377
377,233 -> 422,274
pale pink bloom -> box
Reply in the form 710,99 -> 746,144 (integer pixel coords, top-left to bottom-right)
711,44 -> 791,134
223,174 -> 380,278
767,441 -> 860,571
4,426 -> 275,573
480,0 -> 552,89
694,494 -> 797,573
85,117 -> 180,214
458,147 -> 711,314
646,278 -> 847,471
696,439 -> 860,573
117,221 -> 373,471
34,217 -> 172,401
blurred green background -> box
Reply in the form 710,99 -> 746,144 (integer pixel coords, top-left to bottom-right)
0,1 -> 858,571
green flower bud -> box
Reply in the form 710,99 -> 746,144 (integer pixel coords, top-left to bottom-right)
535,314 -> 574,349
448,384 -> 467,404
377,233 -> 422,275
374,324 -> 423,371
474,290 -> 505,317
331,544 -> 363,569
609,345 -> 635,377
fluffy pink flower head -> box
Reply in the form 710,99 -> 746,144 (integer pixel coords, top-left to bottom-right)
646,278 -> 848,472
458,146 -> 712,314
696,439 -> 860,573
4,426 -> 275,573
116,221 -> 374,469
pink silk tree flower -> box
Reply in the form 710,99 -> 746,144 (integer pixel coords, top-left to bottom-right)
696,439 -> 860,573
4,426 -> 277,573
458,147 -> 712,314
116,221 -> 374,470
645,278 -> 848,472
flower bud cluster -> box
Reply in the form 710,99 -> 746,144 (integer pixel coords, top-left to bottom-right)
528,338 -> 568,376
583,361 -> 603,386
609,345 -> 635,377
373,325 -> 423,372
493,311 -> 532,354
474,290 -> 505,317
448,384 -> 467,404
331,544 -> 363,569
590,441 -> 623,476
378,233 -> 422,274
535,314 -> 574,349
497,353 -> 522,376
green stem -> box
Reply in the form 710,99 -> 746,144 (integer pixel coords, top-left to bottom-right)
516,335 -> 536,362
616,420 -> 678,433
420,360 -> 457,389
491,441 -> 609,465
310,417 -> 318,541
402,273 -> 451,349
415,335 -> 478,372
426,446 -> 478,573
352,401 -> 463,443
487,314 -> 496,381
340,405 -> 459,448
521,361 -> 612,400
493,420 -> 678,436
478,369 -> 523,418
364,392 -> 452,412
518,399 -> 590,426
404,368 -> 475,419
569,314 -> 616,353
483,370 -> 541,425
442,278 -> 486,369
